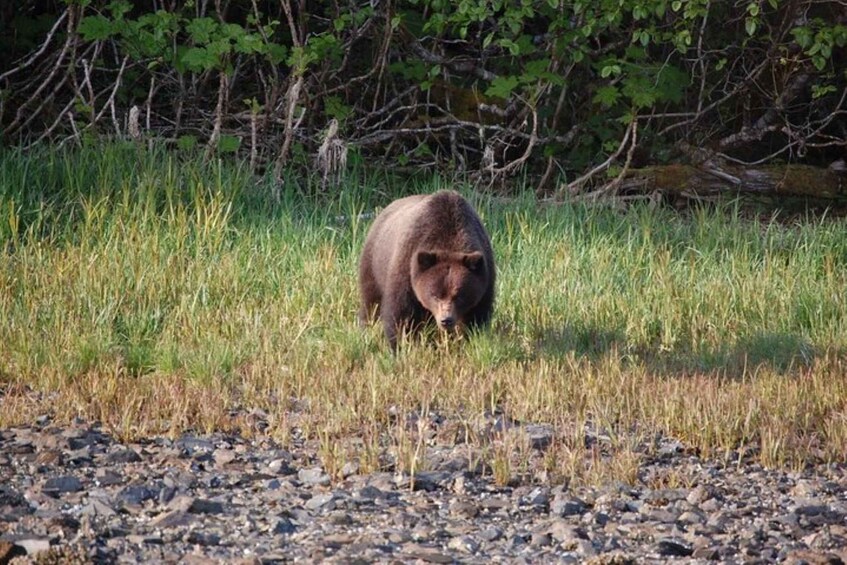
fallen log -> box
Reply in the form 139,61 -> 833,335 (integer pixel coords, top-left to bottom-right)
618,163 -> 847,200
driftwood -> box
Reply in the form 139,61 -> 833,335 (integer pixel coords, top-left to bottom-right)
618,163 -> 847,200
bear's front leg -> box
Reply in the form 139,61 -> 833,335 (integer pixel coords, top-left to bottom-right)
380,292 -> 416,351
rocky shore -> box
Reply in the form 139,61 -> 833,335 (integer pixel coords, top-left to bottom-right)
2,414 -> 846,564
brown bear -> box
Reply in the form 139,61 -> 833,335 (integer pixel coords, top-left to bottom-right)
358,190 -> 495,349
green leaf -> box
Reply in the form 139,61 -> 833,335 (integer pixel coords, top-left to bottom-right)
791,27 -> 813,49
389,60 -> 426,81
207,38 -> 232,59
234,32 -> 263,54
186,17 -> 217,44
78,15 -> 113,41
498,38 -> 520,56
622,75 -> 657,108
265,43 -> 288,65
745,18 -> 757,36
485,75 -> 520,99
592,85 -> 621,108
524,58 -> 551,77
107,0 -> 132,18
181,47 -> 217,71
324,95 -> 352,121
600,64 -> 621,78
655,64 -> 690,104
811,84 -> 837,99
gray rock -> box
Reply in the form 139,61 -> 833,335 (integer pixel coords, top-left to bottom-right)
42,476 -> 82,496
355,485 -> 386,500
167,495 -> 224,514
148,509 -> 194,528
551,495 -> 586,517
185,531 -> 221,546
158,485 -> 177,504
448,500 -> 479,518
793,503 -> 830,516
174,435 -> 214,454
81,499 -> 117,517
389,531 -> 411,544
549,521 -> 588,543
187,498 -> 225,515
479,496 -> 511,511
530,532 -> 552,547
272,517 -> 296,535
298,467 -> 331,487
692,546 -> 721,560
94,469 -> 124,486
686,485 -> 715,505
448,535 -> 479,553
116,484 -> 158,505
401,543 -> 454,563
525,487 -> 551,508
212,448 -> 236,467
267,458 -> 293,474
656,537 -> 694,557
678,509 -> 707,525
106,448 -> 141,463
0,486 -> 28,507
13,538 -> 51,555
126,534 -> 164,545
305,493 -> 336,511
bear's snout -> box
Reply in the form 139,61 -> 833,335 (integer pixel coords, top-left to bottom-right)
430,301 -> 459,332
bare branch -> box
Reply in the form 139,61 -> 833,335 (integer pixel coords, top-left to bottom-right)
560,118 -> 638,197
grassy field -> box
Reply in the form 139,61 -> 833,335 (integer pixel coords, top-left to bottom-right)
2,144 -> 847,484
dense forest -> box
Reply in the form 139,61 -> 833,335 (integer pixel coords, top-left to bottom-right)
1,0 -> 845,198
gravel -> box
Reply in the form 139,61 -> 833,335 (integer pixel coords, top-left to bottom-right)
1,414 -> 847,564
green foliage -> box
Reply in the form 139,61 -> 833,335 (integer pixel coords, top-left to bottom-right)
4,0 -> 846,176
217,135 -> 241,153
78,3 -> 288,73
792,20 -> 847,71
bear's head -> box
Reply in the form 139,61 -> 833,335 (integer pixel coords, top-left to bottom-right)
411,250 -> 488,332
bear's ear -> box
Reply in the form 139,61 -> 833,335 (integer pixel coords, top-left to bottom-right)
463,252 -> 485,272
416,251 -> 439,271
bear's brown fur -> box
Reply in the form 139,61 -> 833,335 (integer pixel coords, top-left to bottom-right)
358,190 -> 495,349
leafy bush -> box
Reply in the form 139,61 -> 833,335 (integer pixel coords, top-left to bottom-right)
1,0 -> 845,194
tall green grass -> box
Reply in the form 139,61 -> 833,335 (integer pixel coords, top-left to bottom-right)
2,143 -> 846,480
